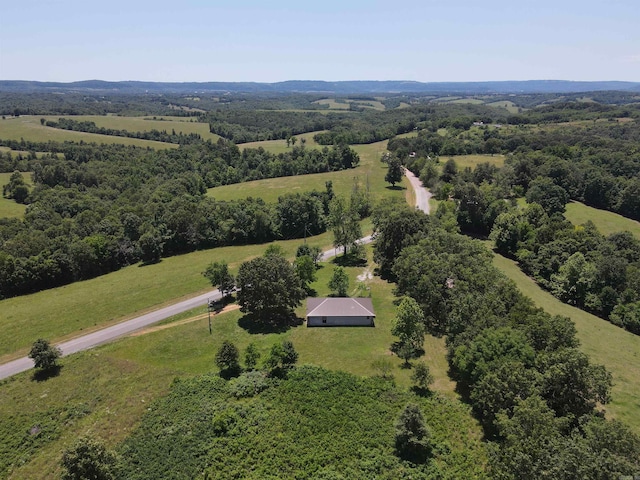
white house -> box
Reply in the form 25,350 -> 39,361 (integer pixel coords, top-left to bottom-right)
306,297 -> 375,327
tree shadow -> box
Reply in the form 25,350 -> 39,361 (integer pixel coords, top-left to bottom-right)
385,185 -> 406,191
238,313 -> 303,334
305,287 -> 318,297
332,255 -> 367,267
410,386 -> 436,398
31,365 -> 62,382
139,258 -> 162,267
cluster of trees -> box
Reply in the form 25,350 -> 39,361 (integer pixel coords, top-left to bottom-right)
372,202 -> 640,478
0,137 -> 362,298
215,339 -> 298,379
0,92 -> 204,117
390,110 -> 640,220
491,205 -> 640,334
44,118 -> 203,145
1,171 -> 29,203
205,110 -> 344,143
313,104 -> 504,146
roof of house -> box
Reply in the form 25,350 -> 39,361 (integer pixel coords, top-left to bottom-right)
306,297 -> 375,318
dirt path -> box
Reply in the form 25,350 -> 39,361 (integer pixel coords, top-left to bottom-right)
129,304 -> 240,337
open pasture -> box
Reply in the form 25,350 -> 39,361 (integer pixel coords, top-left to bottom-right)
41,115 -> 222,142
312,98 -> 386,111
209,139 -> 408,204
0,116 -> 178,149
565,201 -> 640,238
446,153 -> 506,169
0,231 -> 342,361
238,130 -> 323,154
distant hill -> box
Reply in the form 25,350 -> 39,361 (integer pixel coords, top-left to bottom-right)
1,79 -> 639,95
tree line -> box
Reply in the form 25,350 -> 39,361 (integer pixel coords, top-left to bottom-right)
44,118 -> 203,145
0,138 -> 362,299
372,200 -> 640,478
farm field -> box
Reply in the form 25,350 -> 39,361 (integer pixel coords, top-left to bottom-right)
0,247 -> 468,478
209,139 -> 408,203
492,252 -> 640,434
565,201 -> 640,238
485,100 -> 520,113
39,115 -> 222,142
0,172 -> 29,218
238,130 -> 324,154
446,153 -> 506,169
312,98 -> 386,110
0,116 -> 177,149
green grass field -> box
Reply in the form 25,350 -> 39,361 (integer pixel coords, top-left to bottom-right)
565,201 -> 640,238
208,139 -> 408,204
39,115 -> 222,142
0,172 -> 29,218
0,230 -> 342,361
0,116 -> 178,149
485,100 -> 521,114
0,247 -> 462,478
445,153 -> 506,170
311,98 -> 385,111
492,252 -> 640,434
238,130 -> 324,154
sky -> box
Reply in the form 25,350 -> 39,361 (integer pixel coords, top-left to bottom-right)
0,0 -> 638,83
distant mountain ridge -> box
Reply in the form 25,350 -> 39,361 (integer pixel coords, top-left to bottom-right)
1,79 -> 639,94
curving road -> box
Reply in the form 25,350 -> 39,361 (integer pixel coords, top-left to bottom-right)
0,171 -> 429,380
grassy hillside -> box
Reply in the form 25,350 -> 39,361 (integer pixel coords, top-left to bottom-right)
0,248 -> 468,478
0,231 -> 338,361
565,201 -> 640,238
238,130 -> 324,154
118,367 -> 487,479
492,252 -> 640,434
0,116 -> 177,149
208,139 -> 408,203
40,115 -> 222,142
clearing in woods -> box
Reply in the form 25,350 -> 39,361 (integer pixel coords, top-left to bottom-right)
0,116 -> 178,149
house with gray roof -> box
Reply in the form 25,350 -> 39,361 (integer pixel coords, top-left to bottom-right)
306,297 -> 375,327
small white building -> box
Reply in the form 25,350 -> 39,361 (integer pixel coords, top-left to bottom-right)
306,297 -> 375,327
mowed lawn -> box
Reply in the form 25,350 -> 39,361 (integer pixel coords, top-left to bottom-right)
565,201 -> 640,238
0,248 -> 461,479
208,139 -> 409,204
492,253 -> 640,434
40,115 -> 222,142
0,116 -> 177,149
0,231 -> 336,361
0,172 -> 30,218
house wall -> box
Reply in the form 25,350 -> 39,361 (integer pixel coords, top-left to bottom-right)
307,315 -> 374,327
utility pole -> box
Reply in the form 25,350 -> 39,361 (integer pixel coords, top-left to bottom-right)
207,298 -> 212,335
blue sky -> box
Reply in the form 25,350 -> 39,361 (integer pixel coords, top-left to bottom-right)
1,0 -> 638,82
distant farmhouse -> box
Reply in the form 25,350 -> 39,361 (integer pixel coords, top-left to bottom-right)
306,297 -> 375,327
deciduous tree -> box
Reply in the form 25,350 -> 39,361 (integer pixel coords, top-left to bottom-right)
236,254 -> 305,323
28,338 -> 61,371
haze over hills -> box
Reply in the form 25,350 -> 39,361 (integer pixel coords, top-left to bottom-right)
1,79 -> 639,95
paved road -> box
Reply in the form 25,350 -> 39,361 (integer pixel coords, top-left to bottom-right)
0,289 -> 225,380
404,168 -> 433,214
0,173 -> 428,380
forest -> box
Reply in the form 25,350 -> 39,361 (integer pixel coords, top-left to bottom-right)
0,139 -> 359,298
